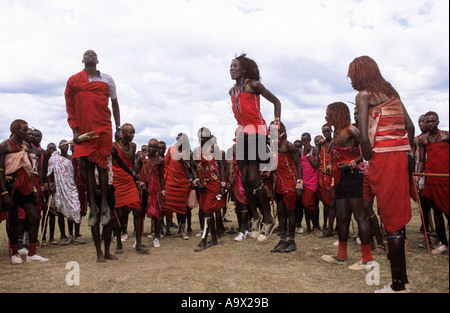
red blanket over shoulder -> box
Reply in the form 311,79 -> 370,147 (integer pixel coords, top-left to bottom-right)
422,142 -> 449,215
112,142 -> 140,210
65,70 -> 112,169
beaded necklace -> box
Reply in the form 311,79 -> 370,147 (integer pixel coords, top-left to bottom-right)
233,79 -> 250,122
9,137 -> 23,151
119,139 -> 130,152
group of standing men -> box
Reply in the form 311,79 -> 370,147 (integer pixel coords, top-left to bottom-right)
1,50 -> 448,294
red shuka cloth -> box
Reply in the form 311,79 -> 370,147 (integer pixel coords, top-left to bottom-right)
275,153 -> 298,211
196,150 -> 226,214
318,145 -> 332,206
369,151 -> 412,233
162,146 -> 190,216
65,70 -> 113,169
231,92 -> 268,136
422,142 -> 449,215
146,162 -> 163,220
112,142 -> 140,210
199,182 -> 225,214
232,164 -> 247,205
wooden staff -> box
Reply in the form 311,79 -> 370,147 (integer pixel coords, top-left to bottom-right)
413,173 -> 449,177
60,131 -> 99,146
39,194 -> 52,249
412,173 -> 432,253
412,182 -> 431,253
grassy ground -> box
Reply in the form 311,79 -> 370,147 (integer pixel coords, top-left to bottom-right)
0,200 -> 448,293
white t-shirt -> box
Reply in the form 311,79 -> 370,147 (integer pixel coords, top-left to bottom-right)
88,71 -> 117,100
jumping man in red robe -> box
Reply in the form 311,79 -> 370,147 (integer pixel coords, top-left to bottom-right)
65,50 -> 121,227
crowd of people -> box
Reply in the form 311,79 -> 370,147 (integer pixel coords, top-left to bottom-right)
0,51 -> 448,294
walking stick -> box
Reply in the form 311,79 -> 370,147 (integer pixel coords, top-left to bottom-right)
39,194 -> 52,249
412,182 -> 431,253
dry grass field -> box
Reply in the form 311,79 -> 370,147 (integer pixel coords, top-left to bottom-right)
0,200 -> 448,294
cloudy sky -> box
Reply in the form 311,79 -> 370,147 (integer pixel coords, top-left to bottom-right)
0,0 -> 448,152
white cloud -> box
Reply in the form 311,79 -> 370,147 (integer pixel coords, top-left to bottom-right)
0,0 -> 448,151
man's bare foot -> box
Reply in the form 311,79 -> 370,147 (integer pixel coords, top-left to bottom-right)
97,255 -> 106,262
100,205 -> 110,226
105,252 -> 118,260
88,205 -> 99,227
135,244 -> 149,254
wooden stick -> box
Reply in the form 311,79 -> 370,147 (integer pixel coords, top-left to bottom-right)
39,194 -> 52,249
413,173 -> 449,177
60,131 -> 99,146
412,182 -> 431,253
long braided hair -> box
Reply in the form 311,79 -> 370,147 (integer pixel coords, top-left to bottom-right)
327,102 -> 351,132
348,55 -> 400,99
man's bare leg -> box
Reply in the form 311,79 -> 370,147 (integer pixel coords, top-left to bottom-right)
133,208 -> 149,254
91,218 -> 106,262
98,166 -> 111,226
243,163 -> 277,241
81,160 -> 99,227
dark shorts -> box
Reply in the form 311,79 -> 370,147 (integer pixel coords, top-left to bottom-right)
235,133 -> 271,169
335,169 -> 363,200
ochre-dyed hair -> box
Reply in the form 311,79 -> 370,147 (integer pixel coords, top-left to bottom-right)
10,119 -> 27,134
327,102 -> 351,131
348,55 -> 400,99
234,53 -> 261,81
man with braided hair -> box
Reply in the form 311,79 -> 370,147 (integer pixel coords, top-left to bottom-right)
321,102 -> 374,271
348,55 -> 415,293
229,53 -> 280,241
